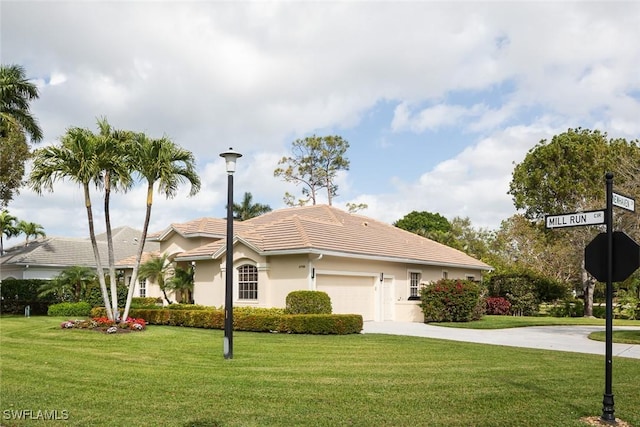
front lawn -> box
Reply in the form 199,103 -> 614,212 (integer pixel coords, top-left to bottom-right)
1,316 -> 639,426
589,330 -> 640,345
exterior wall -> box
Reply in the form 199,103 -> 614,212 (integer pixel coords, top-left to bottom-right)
138,239 -> 488,323
259,254 -> 309,308
158,234 -> 220,255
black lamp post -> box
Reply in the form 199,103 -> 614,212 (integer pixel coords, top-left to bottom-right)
220,147 -> 242,360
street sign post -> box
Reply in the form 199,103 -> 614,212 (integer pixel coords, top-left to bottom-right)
547,173 -> 640,422
545,210 -> 605,229
612,192 -> 635,212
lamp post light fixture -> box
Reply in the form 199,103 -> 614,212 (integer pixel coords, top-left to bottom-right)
220,147 -> 242,359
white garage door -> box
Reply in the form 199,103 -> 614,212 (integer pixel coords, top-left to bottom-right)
316,275 -> 375,321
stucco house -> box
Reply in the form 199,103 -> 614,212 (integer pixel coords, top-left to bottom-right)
140,205 -> 491,322
0,227 -> 159,281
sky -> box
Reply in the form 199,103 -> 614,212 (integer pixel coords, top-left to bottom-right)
2,1 -> 640,246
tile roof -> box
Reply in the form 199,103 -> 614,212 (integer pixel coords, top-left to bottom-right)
0,226 -> 160,269
170,205 -> 491,270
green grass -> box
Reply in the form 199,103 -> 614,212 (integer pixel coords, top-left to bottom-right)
1,316 -> 639,427
437,315 -> 640,330
588,330 -> 640,345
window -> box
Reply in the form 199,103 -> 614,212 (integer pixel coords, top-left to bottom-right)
237,264 -> 258,300
442,271 -> 449,279
466,275 -> 476,282
409,271 -> 421,300
139,278 -> 146,298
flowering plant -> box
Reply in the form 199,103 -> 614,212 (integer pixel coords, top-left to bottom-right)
60,316 -> 147,332
93,317 -> 115,327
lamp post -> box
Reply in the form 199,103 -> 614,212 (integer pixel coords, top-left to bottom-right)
220,147 -> 242,360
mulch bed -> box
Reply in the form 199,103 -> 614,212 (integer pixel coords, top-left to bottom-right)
581,416 -> 633,426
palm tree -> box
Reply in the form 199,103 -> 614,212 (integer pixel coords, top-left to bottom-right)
0,64 -> 42,143
28,126 -> 115,320
166,265 -> 195,303
94,117 -> 135,319
0,209 -> 18,255
0,64 -> 42,207
121,134 -> 201,320
233,192 -> 272,221
138,253 -> 173,305
38,266 -> 97,302
17,220 -> 46,246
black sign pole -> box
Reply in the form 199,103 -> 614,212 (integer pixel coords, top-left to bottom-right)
601,172 -> 615,423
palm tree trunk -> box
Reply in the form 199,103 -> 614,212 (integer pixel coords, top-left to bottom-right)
84,183 -> 114,320
104,171 -> 119,320
121,183 -> 153,322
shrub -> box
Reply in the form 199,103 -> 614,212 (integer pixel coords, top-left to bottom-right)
0,278 -> 56,315
131,297 -> 161,308
420,279 -> 484,323
486,272 -> 544,316
549,299 -> 584,317
485,297 -> 511,315
285,290 -> 332,314
84,285 -> 128,308
48,301 -> 92,317
280,314 -> 362,334
167,304 -> 209,310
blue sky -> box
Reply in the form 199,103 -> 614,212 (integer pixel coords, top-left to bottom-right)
2,1 -> 639,245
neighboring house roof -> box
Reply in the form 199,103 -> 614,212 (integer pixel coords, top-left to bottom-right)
0,226 -> 159,270
164,205 -> 491,270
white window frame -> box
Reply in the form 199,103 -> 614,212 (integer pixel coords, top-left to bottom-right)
139,278 -> 146,298
408,271 -> 422,300
237,264 -> 258,301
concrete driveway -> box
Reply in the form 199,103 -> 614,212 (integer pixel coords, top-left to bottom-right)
362,321 -> 640,359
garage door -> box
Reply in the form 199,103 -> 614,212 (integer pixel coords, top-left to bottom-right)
316,275 -> 375,321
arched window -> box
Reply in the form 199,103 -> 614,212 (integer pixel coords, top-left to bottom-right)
237,264 -> 258,300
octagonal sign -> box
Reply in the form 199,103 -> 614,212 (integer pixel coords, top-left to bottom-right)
585,231 -> 640,282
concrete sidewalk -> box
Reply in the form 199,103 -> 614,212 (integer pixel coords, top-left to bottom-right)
362,321 -> 640,359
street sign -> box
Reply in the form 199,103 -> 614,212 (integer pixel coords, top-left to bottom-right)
612,192 -> 635,212
545,210 -> 605,229
585,231 -> 640,282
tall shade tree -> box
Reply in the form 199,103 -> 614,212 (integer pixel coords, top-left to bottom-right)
508,128 -> 640,316
274,135 -> 350,206
233,192 -> 271,221
0,209 -> 18,255
0,64 -> 42,207
28,127 -> 115,320
94,117 -> 135,319
137,253 -> 173,305
121,134 -> 201,321
17,220 -> 45,246
394,211 -> 452,238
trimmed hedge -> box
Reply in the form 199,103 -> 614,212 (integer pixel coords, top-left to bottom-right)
131,297 -> 162,308
285,290 -> 332,314
48,301 -> 92,317
89,307 -> 362,334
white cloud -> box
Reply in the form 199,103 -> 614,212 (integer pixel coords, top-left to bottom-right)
3,1 -> 639,239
